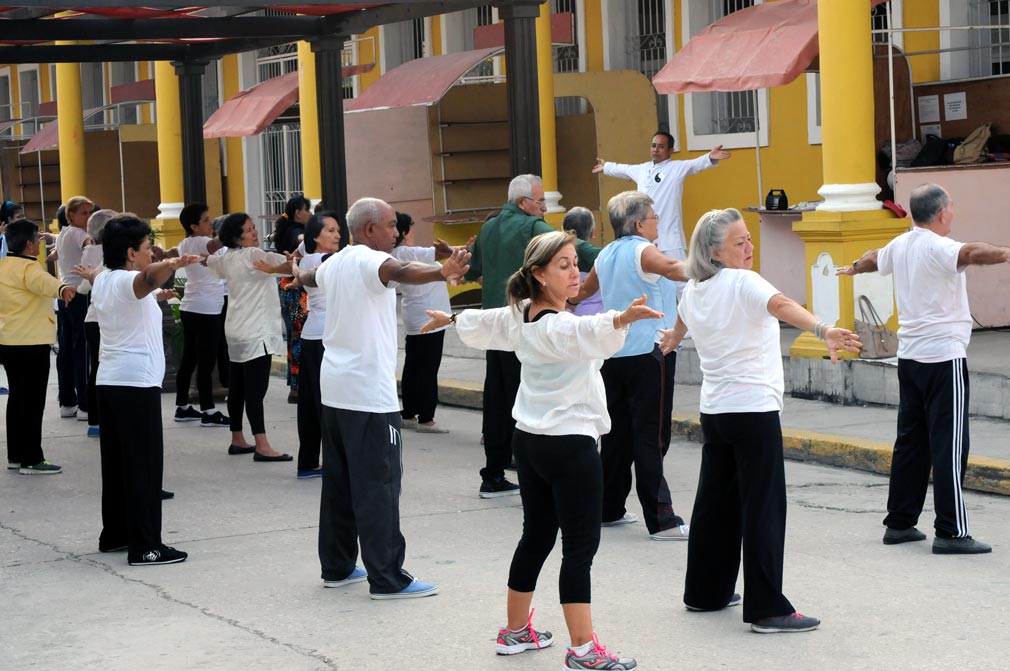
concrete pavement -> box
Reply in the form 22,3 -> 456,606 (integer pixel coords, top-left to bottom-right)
3,376 -> 1010,670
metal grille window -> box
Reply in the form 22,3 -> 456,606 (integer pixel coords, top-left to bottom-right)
18,69 -> 39,135
970,0 -> 1010,75
202,60 -> 220,123
627,0 -> 669,130
871,4 -> 889,45
473,5 -> 497,77
257,46 -> 302,224
110,62 -> 138,125
689,0 -> 756,136
552,0 -> 580,73
0,74 -> 11,138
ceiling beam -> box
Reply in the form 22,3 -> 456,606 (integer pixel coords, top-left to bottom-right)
7,16 -> 326,41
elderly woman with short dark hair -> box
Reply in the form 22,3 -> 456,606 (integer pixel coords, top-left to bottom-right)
0,219 -> 76,474
207,212 -> 293,463
667,208 -> 859,632
81,214 -> 201,565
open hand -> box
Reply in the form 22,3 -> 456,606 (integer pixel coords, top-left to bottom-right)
709,145 -> 731,161
617,294 -> 663,327
171,254 -> 202,270
658,328 -> 684,355
592,157 -> 605,174
441,247 -> 471,286
72,263 -> 98,284
421,310 -> 452,334
824,327 -> 862,364
155,289 -> 179,302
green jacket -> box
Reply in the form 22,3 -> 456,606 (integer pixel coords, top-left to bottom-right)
464,202 -> 600,309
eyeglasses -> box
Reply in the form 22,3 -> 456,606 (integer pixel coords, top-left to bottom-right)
524,197 -> 547,205
642,214 -> 659,222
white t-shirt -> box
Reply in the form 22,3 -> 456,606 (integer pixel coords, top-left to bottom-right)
456,305 -> 627,440
206,246 -> 287,362
317,245 -> 399,413
300,252 -> 327,340
78,244 -> 106,323
92,269 -> 165,388
391,245 -> 452,335
603,154 -> 716,253
178,236 -> 226,315
678,269 -> 782,414
56,225 -> 90,287
876,226 -> 970,363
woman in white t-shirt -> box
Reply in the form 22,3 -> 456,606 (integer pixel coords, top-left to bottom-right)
172,203 -> 229,428
86,214 -> 201,566
666,208 -> 860,634
391,212 -> 454,433
207,213 -> 292,463
423,231 -> 656,671
292,211 -> 341,478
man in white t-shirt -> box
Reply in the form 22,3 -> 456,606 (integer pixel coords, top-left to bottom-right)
842,183 -> 1010,555
593,131 -> 730,305
296,197 -> 470,599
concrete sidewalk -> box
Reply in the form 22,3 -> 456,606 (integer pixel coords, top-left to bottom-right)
397,325 -> 1010,496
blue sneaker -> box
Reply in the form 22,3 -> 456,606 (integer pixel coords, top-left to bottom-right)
323,566 -> 367,588
370,577 -> 439,600
87,426 -> 100,438
0,387 -> 8,395
297,468 -> 323,479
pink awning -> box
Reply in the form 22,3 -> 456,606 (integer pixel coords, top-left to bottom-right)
203,71 -> 300,139
345,47 -> 502,112
473,12 -> 573,49
20,107 -> 104,154
654,0 -> 887,94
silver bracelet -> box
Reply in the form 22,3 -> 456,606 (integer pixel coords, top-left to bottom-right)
813,320 -> 827,340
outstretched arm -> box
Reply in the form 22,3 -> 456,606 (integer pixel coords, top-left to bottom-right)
767,293 -> 861,364
958,242 -> 1010,267
837,249 -> 879,275
133,255 -> 202,299
379,247 -> 470,287
640,245 -> 688,282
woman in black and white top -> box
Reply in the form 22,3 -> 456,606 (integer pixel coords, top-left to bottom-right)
423,230 -> 656,671
665,208 -> 860,633
273,195 -> 311,404
172,202 -> 229,428
292,211 -> 341,478
85,214 -> 201,566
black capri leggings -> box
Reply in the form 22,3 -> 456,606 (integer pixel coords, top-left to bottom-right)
508,430 -> 602,604
176,311 -> 223,410
227,354 -> 272,435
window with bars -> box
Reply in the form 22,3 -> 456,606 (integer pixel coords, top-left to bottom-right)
256,44 -> 302,221
971,0 -> 1010,75
552,0 -> 580,73
626,0 -> 669,130
871,4 -> 889,45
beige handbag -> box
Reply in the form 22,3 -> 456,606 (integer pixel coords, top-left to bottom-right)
854,295 -> 898,359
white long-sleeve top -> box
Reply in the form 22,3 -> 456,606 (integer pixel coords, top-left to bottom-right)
207,246 -> 288,363
456,304 -> 628,440
603,153 -> 716,253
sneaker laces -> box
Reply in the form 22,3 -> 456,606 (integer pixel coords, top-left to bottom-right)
525,609 -> 543,649
589,633 -> 618,662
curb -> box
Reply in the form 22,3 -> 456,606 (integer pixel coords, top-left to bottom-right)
431,377 -> 1010,497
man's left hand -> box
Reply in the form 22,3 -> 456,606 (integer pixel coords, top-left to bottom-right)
709,145 -> 731,161
441,247 -> 471,285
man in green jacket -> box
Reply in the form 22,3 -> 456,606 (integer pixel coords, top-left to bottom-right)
464,174 -> 599,499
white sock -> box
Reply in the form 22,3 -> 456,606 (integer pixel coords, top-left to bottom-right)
177,404 -> 191,411
572,641 -> 593,656
202,407 -> 217,414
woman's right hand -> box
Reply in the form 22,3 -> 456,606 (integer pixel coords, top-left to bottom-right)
823,327 -> 862,364
421,310 -> 452,334
615,294 -> 662,328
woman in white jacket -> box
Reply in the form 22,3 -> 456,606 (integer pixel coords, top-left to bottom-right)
422,230 -> 656,671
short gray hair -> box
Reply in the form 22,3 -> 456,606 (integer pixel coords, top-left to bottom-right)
507,174 -> 542,204
909,183 -> 948,225
562,206 -> 595,241
607,191 -> 653,239
87,208 -> 117,243
346,197 -> 389,237
686,208 -> 744,282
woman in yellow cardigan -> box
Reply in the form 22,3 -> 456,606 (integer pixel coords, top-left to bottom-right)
0,219 -> 76,474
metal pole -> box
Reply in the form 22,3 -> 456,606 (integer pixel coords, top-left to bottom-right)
118,124 -> 126,211
753,88 -> 763,207
887,0 -> 897,186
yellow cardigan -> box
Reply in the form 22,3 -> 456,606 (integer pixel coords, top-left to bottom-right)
0,254 -> 69,346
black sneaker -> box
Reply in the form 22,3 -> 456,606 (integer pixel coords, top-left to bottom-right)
883,526 -> 927,545
479,476 -> 520,499
685,592 -> 742,612
128,546 -> 188,566
99,541 -> 128,553
932,536 -> 992,555
200,410 -> 230,427
750,612 -> 820,633
174,406 -> 201,422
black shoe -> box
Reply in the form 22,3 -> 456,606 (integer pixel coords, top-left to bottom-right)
200,411 -> 230,428
883,526 -> 927,545
99,542 -> 128,553
174,406 -> 202,422
686,593 -> 742,612
228,444 -> 255,455
479,476 -> 520,499
161,490 -> 175,500
932,536 -> 992,555
128,546 -> 188,566
253,452 -> 293,462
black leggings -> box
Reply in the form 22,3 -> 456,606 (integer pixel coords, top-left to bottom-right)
176,311 -> 223,410
296,338 -> 323,470
508,430 -> 602,604
401,331 -> 445,424
227,355 -> 272,435
85,321 -> 100,427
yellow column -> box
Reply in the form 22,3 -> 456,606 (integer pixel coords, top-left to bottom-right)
153,61 -> 186,247
220,55 -> 246,214
790,0 -> 907,359
55,50 -> 87,201
298,41 -> 322,205
536,2 -> 564,223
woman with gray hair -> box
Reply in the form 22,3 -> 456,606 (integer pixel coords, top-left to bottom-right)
562,207 -> 603,317
665,208 -> 860,633
77,208 -> 118,437
577,190 -> 690,541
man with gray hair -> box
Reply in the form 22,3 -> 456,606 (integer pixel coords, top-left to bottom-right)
464,174 -> 600,499
295,197 -> 471,597
841,182 -> 1010,555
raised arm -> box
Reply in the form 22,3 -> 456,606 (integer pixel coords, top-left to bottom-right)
379,247 -> 470,287
640,245 -> 688,282
958,242 -> 1010,267
133,255 -> 201,299
837,249 -> 879,275
766,293 -> 862,364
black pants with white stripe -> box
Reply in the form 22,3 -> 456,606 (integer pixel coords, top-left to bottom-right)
884,358 -> 970,539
